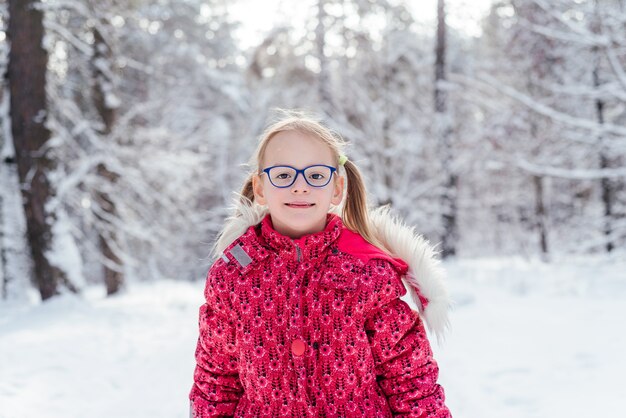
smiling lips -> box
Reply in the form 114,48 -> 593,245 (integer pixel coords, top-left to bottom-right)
285,202 -> 315,208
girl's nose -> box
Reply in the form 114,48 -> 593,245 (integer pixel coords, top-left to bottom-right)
291,172 -> 310,192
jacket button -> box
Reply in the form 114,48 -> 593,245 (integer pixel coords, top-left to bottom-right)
291,339 -> 306,356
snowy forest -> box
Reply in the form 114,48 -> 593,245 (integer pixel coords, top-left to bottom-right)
1,1 -> 625,417
1,0 -> 624,301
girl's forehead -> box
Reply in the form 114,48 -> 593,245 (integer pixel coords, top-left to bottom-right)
262,130 -> 335,166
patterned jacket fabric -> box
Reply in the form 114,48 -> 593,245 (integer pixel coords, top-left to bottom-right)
190,213 -> 451,417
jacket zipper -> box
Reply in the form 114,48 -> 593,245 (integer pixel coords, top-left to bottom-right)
295,244 -> 302,262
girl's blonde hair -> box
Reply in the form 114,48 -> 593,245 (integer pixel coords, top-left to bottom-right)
235,109 -> 385,250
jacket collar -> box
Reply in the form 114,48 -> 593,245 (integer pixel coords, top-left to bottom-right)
214,203 -> 450,341
259,213 -> 343,263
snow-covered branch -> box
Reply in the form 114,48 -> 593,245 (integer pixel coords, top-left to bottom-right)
517,159 -> 626,179
44,20 -> 93,56
451,72 -> 626,137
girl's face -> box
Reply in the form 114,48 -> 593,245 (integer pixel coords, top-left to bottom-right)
252,130 -> 344,239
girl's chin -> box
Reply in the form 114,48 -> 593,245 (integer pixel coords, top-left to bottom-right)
274,217 -> 327,238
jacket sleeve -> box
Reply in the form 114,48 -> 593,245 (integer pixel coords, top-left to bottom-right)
364,260 -> 451,417
189,262 -> 243,417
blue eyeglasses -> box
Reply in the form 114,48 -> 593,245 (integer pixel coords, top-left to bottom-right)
261,164 -> 337,188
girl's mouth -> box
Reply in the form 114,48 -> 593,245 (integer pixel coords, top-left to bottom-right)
285,203 -> 315,208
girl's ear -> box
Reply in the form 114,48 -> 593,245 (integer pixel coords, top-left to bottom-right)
331,174 -> 344,205
252,174 -> 267,205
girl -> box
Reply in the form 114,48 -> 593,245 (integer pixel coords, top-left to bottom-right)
190,112 -> 452,417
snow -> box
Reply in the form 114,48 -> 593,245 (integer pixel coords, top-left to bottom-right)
438,256 -> 626,417
1,256 -> 624,418
0,281 -> 202,418
46,210 -> 85,290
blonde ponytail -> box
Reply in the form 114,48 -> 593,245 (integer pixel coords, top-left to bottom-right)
341,160 -> 390,254
237,174 -> 256,215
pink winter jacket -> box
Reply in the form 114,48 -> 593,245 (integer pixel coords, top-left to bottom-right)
190,212 -> 451,417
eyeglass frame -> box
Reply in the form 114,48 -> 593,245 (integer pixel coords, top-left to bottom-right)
260,164 -> 338,188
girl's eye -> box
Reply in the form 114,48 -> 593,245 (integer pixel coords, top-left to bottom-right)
275,172 -> 292,179
309,173 -> 325,180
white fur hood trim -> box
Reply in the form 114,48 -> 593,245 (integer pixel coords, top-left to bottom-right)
369,207 -> 451,341
213,203 -> 450,340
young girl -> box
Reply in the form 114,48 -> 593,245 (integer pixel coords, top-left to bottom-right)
189,112 -> 452,417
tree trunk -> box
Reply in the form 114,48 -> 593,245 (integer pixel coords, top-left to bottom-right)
380,118 -> 393,207
95,172 -> 123,296
92,23 -> 124,295
380,3 -> 393,207
592,0 -> 614,253
8,0 -> 68,300
595,84 -> 614,253
532,175 -> 549,260
434,0 -> 457,258
527,80 -> 550,258
316,0 -> 332,111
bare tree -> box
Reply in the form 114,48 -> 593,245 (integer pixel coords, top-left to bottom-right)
8,0 -> 72,300
434,0 -> 458,257
591,0 -> 616,252
316,0 -> 333,112
91,10 -> 123,294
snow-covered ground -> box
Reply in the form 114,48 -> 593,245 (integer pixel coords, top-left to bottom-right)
1,256 -> 624,418
440,256 -> 626,418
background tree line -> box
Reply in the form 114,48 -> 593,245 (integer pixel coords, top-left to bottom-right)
0,0 -> 624,301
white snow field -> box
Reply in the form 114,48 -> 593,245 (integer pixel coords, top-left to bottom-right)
1,256 -> 624,418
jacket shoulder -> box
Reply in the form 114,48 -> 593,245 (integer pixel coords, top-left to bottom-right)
336,228 -> 408,275
214,224 -> 269,273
